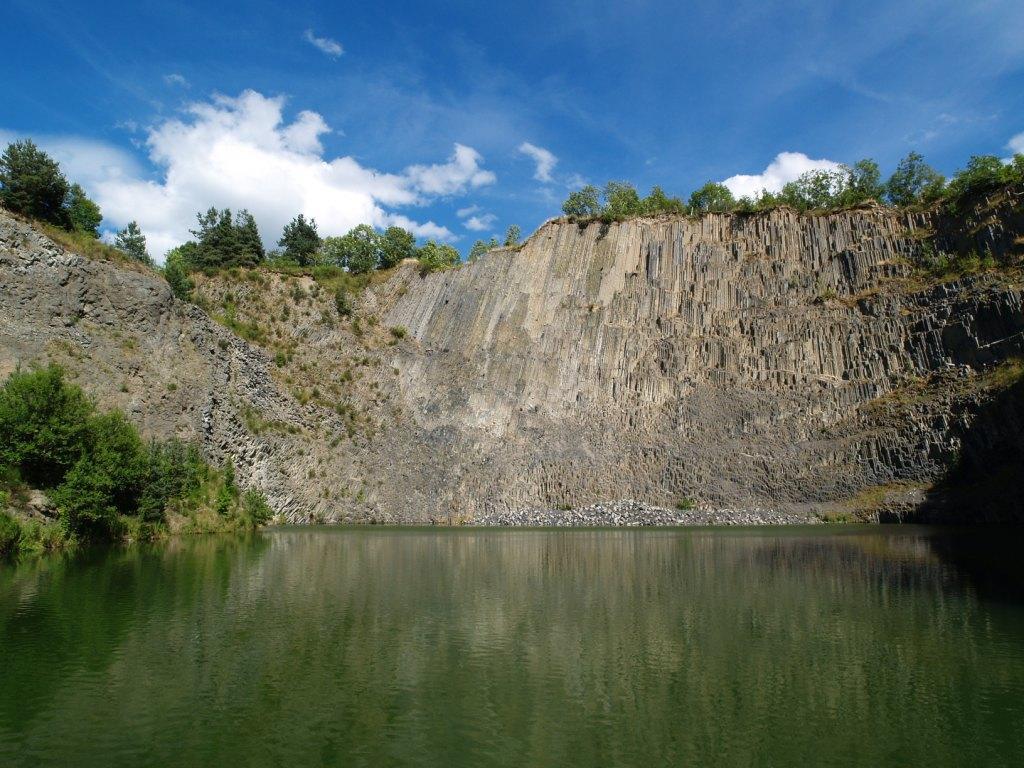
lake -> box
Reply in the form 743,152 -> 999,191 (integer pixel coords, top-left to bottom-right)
2,526 -> 1023,767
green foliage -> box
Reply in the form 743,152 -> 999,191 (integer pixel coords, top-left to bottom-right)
279,214 -> 322,266
239,489 -> 272,527
417,240 -> 461,274
840,159 -> 885,206
504,224 -> 521,246
187,207 -> 265,269
334,285 -> 354,317
0,365 -> 240,544
560,182 -> 685,221
945,154 -> 1024,207
468,238 -> 498,262
0,139 -> 70,225
137,439 -> 206,523
0,511 -> 21,558
688,182 -> 735,213
562,185 -> 601,217
602,181 -> 643,219
885,152 -> 945,207
389,325 -> 407,340
65,183 -> 102,237
163,246 -> 195,301
778,168 -> 849,211
336,224 -> 381,274
216,460 -> 238,516
642,186 -> 686,215
114,221 -> 150,263
379,226 -> 416,269
0,365 -> 94,488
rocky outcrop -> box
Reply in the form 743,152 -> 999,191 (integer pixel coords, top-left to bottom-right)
1,190 -> 1022,524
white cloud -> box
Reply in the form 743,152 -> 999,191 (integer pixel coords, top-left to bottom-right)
463,213 -> 497,231
721,151 -> 845,199
1008,132 -> 1024,156
164,73 -> 189,88
456,204 -> 480,217
3,90 -> 499,259
304,29 -> 344,58
403,144 -> 496,195
518,141 -> 558,183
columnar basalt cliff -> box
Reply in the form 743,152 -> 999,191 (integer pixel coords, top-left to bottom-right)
1,189 -> 1022,524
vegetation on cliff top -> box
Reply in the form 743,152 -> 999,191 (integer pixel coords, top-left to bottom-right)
561,151 -> 1024,222
0,365 -> 271,558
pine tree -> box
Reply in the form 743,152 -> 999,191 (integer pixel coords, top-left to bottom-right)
115,221 -> 150,263
278,214 -> 321,266
0,139 -> 70,225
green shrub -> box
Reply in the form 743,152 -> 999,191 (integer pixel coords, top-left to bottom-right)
0,511 -> 21,557
389,325 -> 407,340
0,365 -> 94,488
334,286 -> 353,317
239,489 -> 273,528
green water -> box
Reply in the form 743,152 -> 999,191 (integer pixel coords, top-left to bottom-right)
2,527 -> 1023,767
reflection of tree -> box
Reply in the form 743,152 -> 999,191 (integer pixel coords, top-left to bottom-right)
1,529 -> 1022,766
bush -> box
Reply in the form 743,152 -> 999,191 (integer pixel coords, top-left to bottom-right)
239,489 -> 273,528
334,286 -> 353,317
0,511 -> 21,557
0,365 -> 95,488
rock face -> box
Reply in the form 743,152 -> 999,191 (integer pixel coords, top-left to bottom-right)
1,189 -> 1023,524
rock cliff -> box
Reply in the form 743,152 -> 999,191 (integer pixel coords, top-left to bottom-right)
1,189 -> 1022,523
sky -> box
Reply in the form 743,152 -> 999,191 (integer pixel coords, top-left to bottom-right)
2,0 -> 1023,261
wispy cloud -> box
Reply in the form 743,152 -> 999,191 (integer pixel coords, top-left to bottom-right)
518,141 -> 558,182
1007,132 -> 1024,157
163,73 -> 189,88
304,29 -> 344,58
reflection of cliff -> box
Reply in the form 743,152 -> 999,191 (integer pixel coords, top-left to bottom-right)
3,529 -> 1023,766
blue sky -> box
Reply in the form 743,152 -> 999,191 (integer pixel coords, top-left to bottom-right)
2,0 -> 1023,259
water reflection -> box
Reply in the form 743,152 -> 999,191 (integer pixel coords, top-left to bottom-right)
1,527 -> 1023,767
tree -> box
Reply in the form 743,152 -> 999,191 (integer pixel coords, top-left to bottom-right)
114,221 -> 149,263
885,152 -> 945,207
417,240 -> 461,273
778,168 -> 848,211
66,183 -> 102,237
688,182 -> 736,213
379,226 -> 416,269
189,208 -> 264,269
642,186 -> 686,215
602,181 -> 643,219
468,240 -> 489,262
562,185 -> 602,217
0,139 -> 70,225
840,159 -> 884,206
327,224 -> 381,274
278,214 -> 321,266
163,245 -> 195,301
504,224 -> 521,246
945,155 -> 1014,202
0,365 -> 95,488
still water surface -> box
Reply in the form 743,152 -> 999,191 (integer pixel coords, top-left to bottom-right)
2,526 -> 1023,767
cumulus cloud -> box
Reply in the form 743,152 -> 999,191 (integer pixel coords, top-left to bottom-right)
463,214 -> 497,231
518,141 -> 558,183
304,29 -> 344,58
1008,132 -> 1024,156
5,90 -> 497,259
456,205 -> 496,231
404,144 -> 496,195
721,151 -> 845,199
